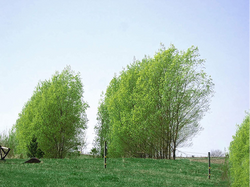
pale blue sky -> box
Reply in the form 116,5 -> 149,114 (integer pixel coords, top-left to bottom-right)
0,0 -> 249,155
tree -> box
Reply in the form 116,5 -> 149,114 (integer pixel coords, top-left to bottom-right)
94,94 -> 111,157
27,135 -> 44,158
210,149 -> 224,157
15,66 -> 89,158
163,46 -> 214,159
95,44 -> 214,159
229,112 -> 249,186
95,61 -> 144,158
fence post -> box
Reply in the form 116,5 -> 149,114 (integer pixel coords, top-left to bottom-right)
0,146 -> 2,159
208,152 -> 211,179
104,141 -> 107,168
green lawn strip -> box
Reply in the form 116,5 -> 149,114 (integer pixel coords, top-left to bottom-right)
0,156 -> 227,187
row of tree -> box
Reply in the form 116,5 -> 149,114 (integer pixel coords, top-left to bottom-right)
1,45 -> 215,159
12,66 -> 89,158
94,44 -> 214,159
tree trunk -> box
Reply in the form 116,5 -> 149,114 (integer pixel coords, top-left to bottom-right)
173,142 -> 176,160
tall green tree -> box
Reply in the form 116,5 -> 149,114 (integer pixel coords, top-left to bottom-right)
229,112 -> 249,187
15,66 -> 89,158
94,93 -> 111,157
159,45 -> 214,159
95,44 -> 214,159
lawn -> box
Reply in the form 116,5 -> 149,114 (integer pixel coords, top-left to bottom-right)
0,155 -> 228,187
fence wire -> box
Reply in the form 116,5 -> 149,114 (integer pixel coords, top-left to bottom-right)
176,149 -> 208,157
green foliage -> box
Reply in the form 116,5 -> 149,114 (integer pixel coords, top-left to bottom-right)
26,135 -> 38,158
15,66 -> 89,158
229,112 -> 249,187
95,44 -> 214,159
26,135 -> 44,158
36,148 -> 45,159
66,147 -> 80,158
94,93 -> 111,158
220,152 -> 230,185
0,157 -> 227,186
90,147 -> 99,158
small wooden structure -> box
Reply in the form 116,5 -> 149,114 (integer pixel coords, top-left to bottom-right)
0,145 -> 11,160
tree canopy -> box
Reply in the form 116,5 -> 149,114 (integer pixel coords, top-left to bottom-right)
95,44 -> 214,159
229,112 -> 249,186
15,66 -> 89,158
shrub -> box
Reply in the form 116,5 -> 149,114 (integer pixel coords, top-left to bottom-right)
229,113 -> 249,186
220,152 -> 230,185
90,147 -> 99,158
66,147 -> 80,158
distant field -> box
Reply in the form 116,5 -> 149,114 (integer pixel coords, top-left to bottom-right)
184,157 -> 225,164
0,155 -> 228,187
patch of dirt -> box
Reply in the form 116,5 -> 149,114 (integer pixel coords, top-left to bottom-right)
189,157 -> 225,164
24,157 -> 41,163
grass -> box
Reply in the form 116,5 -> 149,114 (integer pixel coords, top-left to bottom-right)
0,155 -> 228,187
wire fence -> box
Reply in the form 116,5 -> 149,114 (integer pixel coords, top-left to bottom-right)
176,149 -> 208,157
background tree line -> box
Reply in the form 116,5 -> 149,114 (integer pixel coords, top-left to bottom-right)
1,45 -> 248,185
0,46 -> 248,187
94,44 -> 214,159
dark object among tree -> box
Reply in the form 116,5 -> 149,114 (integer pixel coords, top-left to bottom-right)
0,127 -> 17,158
0,145 -> 11,160
36,148 -> 45,158
27,135 -> 44,159
24,157 -> 41,163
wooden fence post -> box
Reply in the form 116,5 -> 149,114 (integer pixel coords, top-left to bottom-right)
104,141 -> 107,168
208,152 -> 211,179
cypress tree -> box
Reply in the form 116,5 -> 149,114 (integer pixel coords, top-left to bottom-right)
27,135 -> 44,158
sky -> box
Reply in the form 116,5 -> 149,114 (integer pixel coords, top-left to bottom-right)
0,0 -> 249,156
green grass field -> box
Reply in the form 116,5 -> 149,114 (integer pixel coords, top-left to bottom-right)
0,155 -> 228,187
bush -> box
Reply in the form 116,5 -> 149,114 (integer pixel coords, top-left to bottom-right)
66,147 -> 80,158
220,152 -> 230,185
229,113 -> 249,186
90,147 -> 99,158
